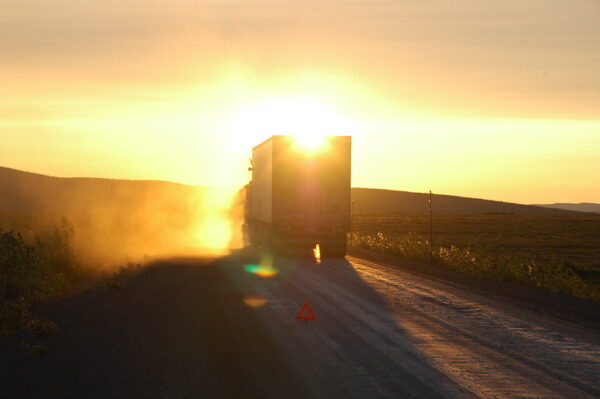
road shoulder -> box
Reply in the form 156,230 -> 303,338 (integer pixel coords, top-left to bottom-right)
347,246 -> 600,332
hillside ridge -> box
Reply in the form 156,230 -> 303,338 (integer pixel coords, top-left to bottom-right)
0,166 -> 582,215
351,187 -> 580,215
534,202 -> 600,214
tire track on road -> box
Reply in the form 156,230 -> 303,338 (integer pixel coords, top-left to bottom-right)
349,256 -> 600,398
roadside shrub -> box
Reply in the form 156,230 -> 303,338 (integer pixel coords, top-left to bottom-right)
107,261 -> 143,293
350,232 -> 600,302
1,230 -> 53,332
0,219 -> 81,334
34,218 -> 81,284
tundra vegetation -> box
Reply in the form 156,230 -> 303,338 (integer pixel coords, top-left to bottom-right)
0,218 -> 81,334
0,213 -> 146,335
351,214 -> 600,301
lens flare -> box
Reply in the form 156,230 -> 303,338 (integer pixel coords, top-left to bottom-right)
243,294 -> 267,308
243,264 -> 279,278
243,252 -> 279,277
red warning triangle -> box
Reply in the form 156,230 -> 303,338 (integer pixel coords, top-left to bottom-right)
296,302 -> 316,320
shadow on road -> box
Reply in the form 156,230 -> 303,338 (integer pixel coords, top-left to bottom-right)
0,256 -> 307,399
0,251 -> 467,398
216,249 -> 468,398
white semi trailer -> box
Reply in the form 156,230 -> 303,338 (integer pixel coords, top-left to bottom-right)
246,135 -> 352,257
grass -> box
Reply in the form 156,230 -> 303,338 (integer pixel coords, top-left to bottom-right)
351,214 -> 600,301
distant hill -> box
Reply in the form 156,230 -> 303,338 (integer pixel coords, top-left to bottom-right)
351,188 -> 581,215
0,166 -> 204,212
0,166 -> 582,217
533,203 -> 600,214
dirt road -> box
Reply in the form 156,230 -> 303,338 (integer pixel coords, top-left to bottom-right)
1,252 -> 599,398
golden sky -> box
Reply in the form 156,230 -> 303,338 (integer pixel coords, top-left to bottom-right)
1,0 -> 599,203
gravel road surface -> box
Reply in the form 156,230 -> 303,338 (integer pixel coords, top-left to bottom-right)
1,252 -> 598,398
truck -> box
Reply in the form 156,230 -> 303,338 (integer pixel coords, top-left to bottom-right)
245,135 -> 352,257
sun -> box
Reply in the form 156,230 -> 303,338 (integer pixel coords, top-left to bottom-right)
294,133 -> 326,149
225,96 -> 352,151
292,133 -> 329,154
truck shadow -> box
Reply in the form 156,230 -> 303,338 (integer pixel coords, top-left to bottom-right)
217,248 -> 468,398
0,256 -> 307,399
0,251 -> 467,398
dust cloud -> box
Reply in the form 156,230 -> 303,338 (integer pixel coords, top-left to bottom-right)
0,179 -> 246,272
61,183 -> 246,269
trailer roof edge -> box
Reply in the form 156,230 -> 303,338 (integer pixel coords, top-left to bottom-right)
252,135 -> 351,151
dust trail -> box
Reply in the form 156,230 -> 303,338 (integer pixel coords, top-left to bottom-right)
65,184 -> 245,268
0,169 -> 245,270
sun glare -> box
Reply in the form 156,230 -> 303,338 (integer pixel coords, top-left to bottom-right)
294,133 -> 329,154
225,97 -> 353,151
196,215 -> 232,249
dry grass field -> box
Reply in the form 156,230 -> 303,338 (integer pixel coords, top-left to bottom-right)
351,214 -> 600,299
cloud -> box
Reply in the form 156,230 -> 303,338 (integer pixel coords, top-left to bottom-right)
0,0 -> 598,119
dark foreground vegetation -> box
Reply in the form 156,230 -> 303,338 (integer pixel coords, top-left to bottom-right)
351,214 -> 600,301
0,219 -> 82,334
0,216 -> 144,336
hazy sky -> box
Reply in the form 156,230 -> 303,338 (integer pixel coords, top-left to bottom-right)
1,0 -> 599,203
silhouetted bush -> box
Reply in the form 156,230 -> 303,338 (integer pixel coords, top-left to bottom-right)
34,218 -> 81,284
0,219 -> 81,334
